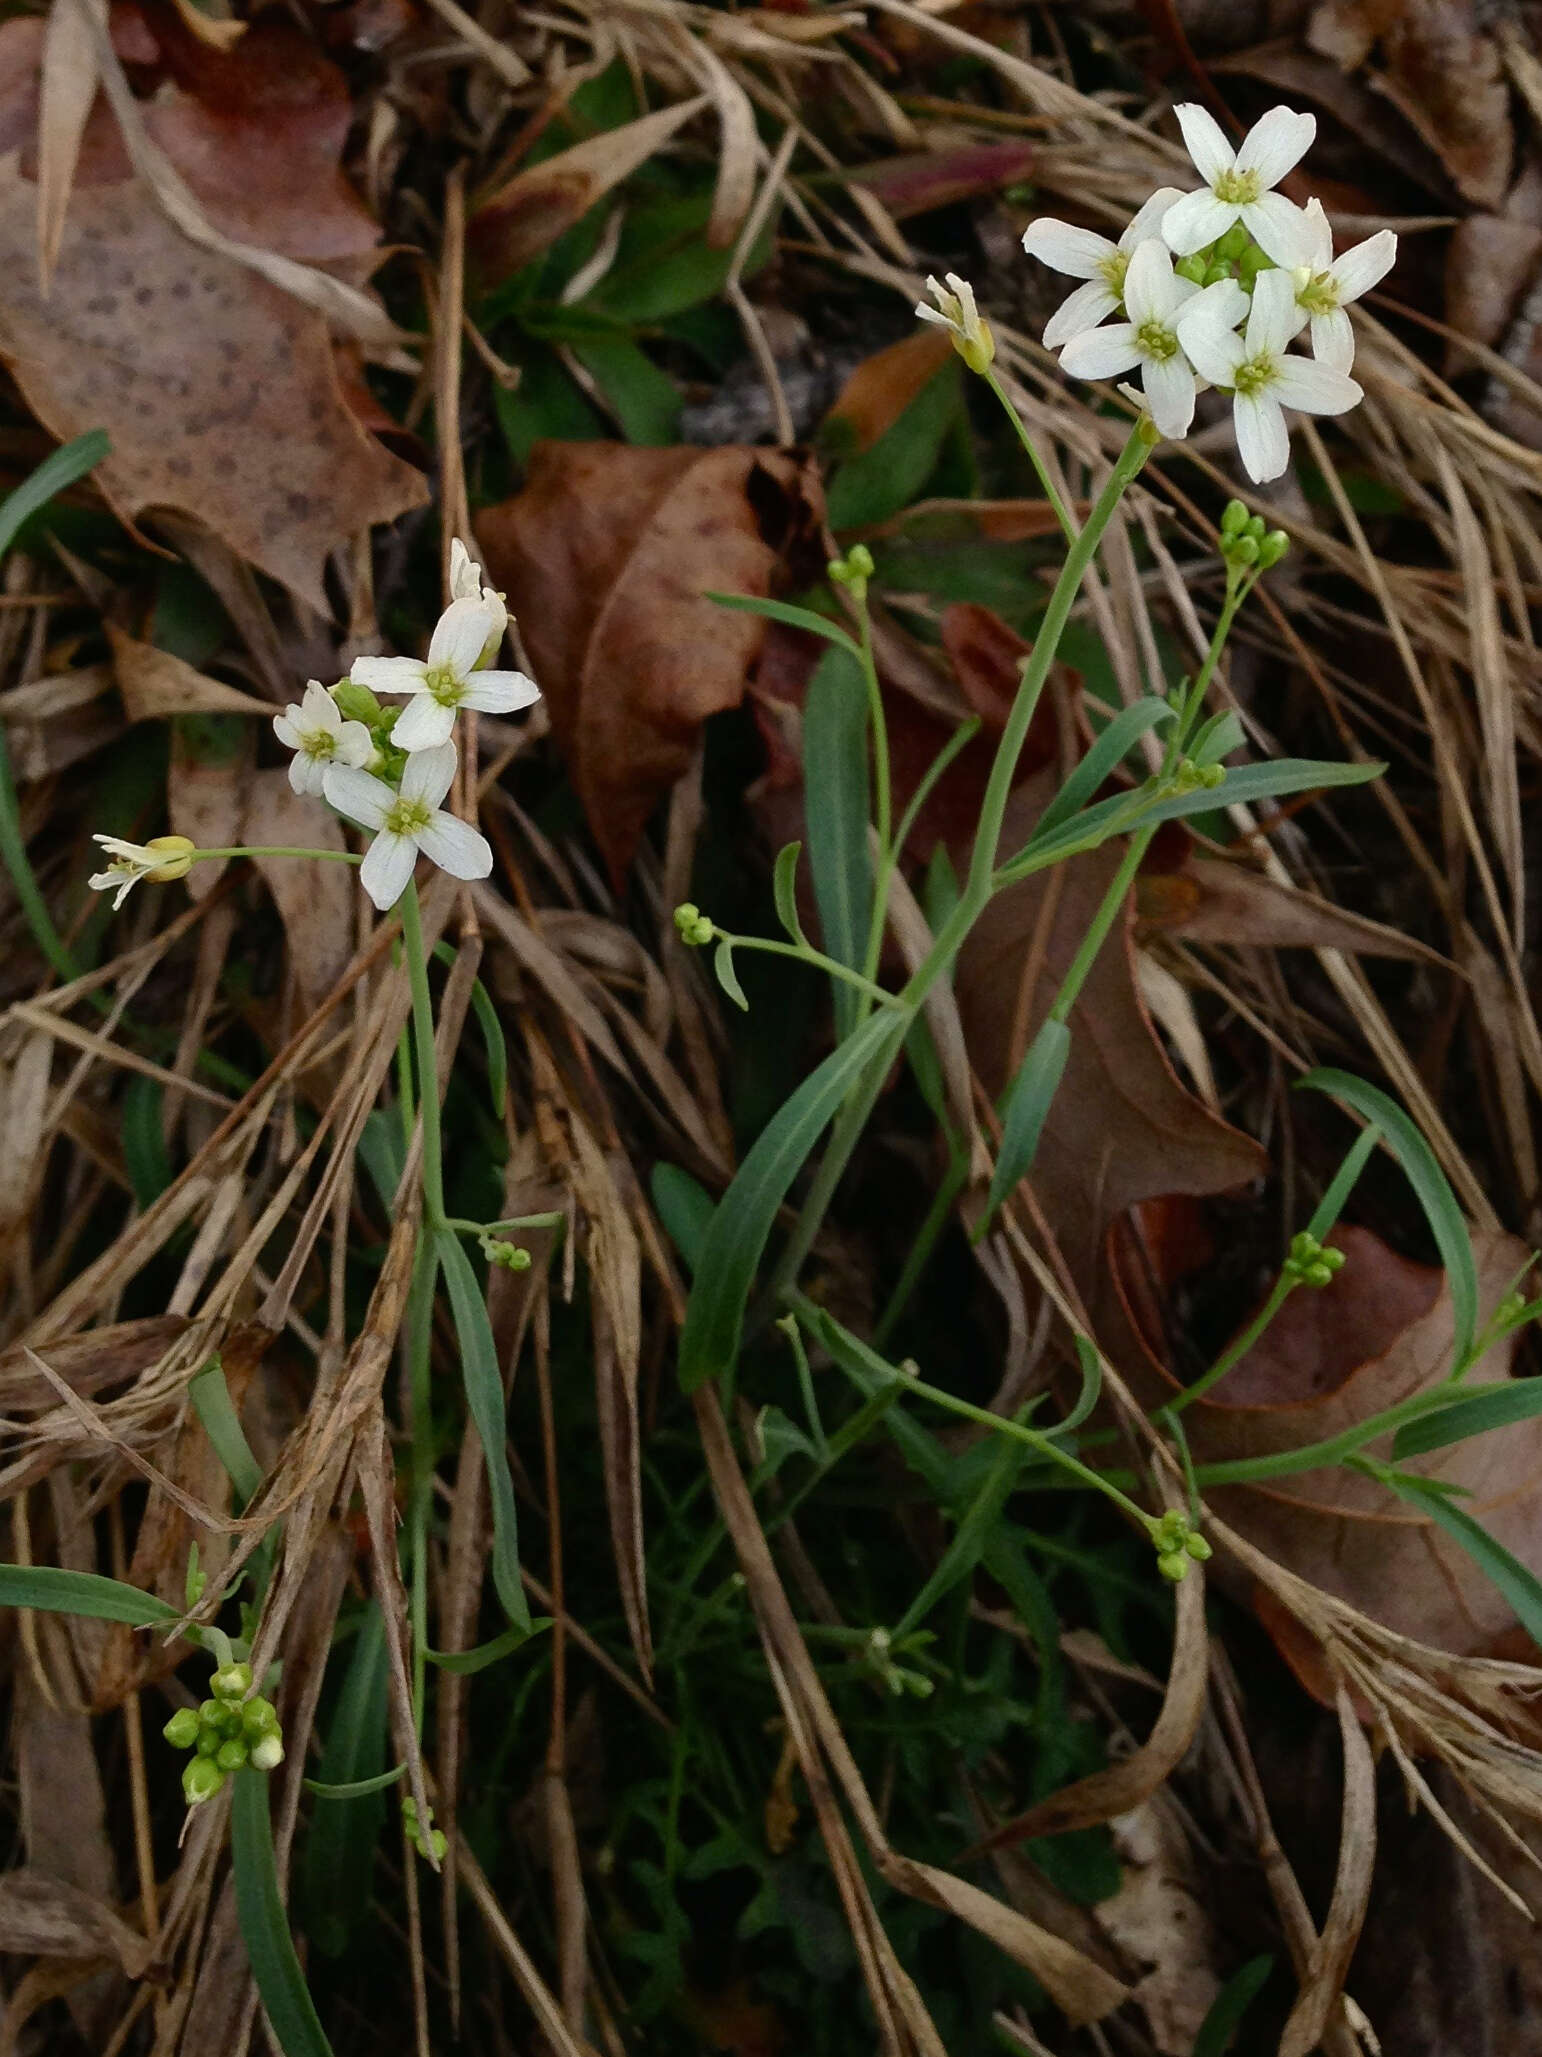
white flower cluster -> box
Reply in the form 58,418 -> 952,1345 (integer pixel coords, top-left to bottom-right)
922,104 -> 1395,484
275,540 -> 540,911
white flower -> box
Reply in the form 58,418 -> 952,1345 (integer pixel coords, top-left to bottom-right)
88,834 -> 196,910
350,598 -> 540,755
324,742 -> 492,911
915,272 -> 995,373
1179,268 -> 1362,482
1278,198 -> 1397,372
1161,104 -> 1315,266
1057,240 -> 1247,440
1022,188 -> 1186,349
448,537 -> 509,652
272,680 -> 373,797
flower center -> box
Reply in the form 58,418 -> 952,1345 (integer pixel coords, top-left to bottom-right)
1136,318 -> 1179,363
1213,167 -> 1261,205
1296,270 -> 1339,316
384,797 -> 434,837
423,664 -> 467,710
300,729 -> 335,760
1098,249 -> 1129,295
1233,353 -> 1279,396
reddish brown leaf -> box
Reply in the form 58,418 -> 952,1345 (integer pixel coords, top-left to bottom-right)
846,139 -> 1035,221
478,442 -> 824,885
824,328 -> 954,456
1135,851 -> 1442,961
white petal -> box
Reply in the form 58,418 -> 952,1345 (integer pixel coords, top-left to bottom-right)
351,654 -> 428,694
915,303 -> 957,334
417,812 -> 494,881
323,763 -> 393,832
1174,104 -> 1234,185
1141,353 -> 1197,438
93,834 -> 151,863
1235,106 -> 1315,188
359,832 -> 418,912
462,670 -> 541,716
1120,186 -> 1186,250
1294,196 -> 1335,271
1270,354 -> 1362,416
449,537 -> 481,602
1175,299 -> 1246,385
1176,275 -> 1249,341
334,720 -> 375,767
1124,236 -> 1186,321
300,680 -> 340,735
1058,323 -> 1142,380
1330,229 -> 1396,305
1233,390 -> 1289,483
1310,307 -> 1355,372
1042,281 -> 1117,350
273,711 -> 302,749
391,694 -> 456,754
1240,190 -> 1312,266
401,741 -> 458,810
1160,188 -> 1237,256
1020,218 -> 1112,278
1246,269 -> 1298,357
426,596 -> 498,682
289,753 -> 326,797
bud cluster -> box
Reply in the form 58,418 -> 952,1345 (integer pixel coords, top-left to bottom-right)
1151,1509 -> 1213,1583
1166,756 -> 1227,796
1220,499 -> 1289,575
1282,1230 -> 1346,1289
828,545 -> 875,597
480,1235 -> 532,1272
163,1659 -> 284,1808
402,1795 -> 448,1863
673,903 -> 716,947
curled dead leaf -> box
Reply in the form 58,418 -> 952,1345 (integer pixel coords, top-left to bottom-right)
109,625 -> 274,722
0,1870 -> 151,1976
1136,852 -> 1444,963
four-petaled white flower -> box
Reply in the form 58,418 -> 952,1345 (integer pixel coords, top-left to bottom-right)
88,834 -> 196,910
1022,188 -> 1186,349
914,273 -> 995,373
323,742 -> 492,911
1279,198 -> 1397,372
448,537 -> 509,655
1179,269 -> 1362,482
272,680 -> 373,796
351,597 -> 540,755
1162,104 -> 1314,266
1057,241 -> 1247,440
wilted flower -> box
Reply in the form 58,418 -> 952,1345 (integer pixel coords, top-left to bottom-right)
914,273 -> 995,373
1178,269 -> 1362,482
350,598 -> 539,755
88,834 -> 197,911
272,681 -> 373,797
323,741 -> 492,911
1162,104 -> 1314,266
448,536 -> 509,660
1281,198 -> 1397,372
1057,240 -> 1247,440
1021,187 -> 1186,349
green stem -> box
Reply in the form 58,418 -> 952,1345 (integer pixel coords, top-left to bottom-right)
399,881 -> 446,1230
188,846 -> 363,865
719,931 -> 899,1007
405,1236 -> 436,1734
0,720 -> 77,980
1189,1384 -> 1461,1487
873,1151 -> 969,1349
983,368 -> 1076,543
1047,825 -> 1153,1029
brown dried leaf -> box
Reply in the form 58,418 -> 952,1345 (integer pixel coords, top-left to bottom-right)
1135,852 -> 1444,962
1098,1802 -> 1222,2057
242,769 -> 354,1011
109,624 -> 274,721
1444,214 -> 1542,352
0,159 -> 426,607
166,713 -> 249,899
479,443 -> 823,885
0,1871 -> 151,1976
0,1314 -> 189,1411
824,327 -> 954,454
1278,1684 -> 1377,2057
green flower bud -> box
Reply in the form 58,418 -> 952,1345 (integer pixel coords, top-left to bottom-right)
1203,259 -> 1236,286
1220,499 -> 1250,537
332,680 -> 383,724
250,1732 -> 286,1773
1238,244 -> 1272,282
1258,529 -> 1289,569
195,1726 -> 223,1758
1245,514 -> 1266,542
198,1698 -> 224,1726
1174,252 -> 1209,285
1185,1532 -> 1213,1562
212,1661 -> 252,1702
241,1696 -> 280,1739
1157,1549 -> 1190,1582
216,1738 -> 250,1773
1199,762 -> 1225,789
1229,534 -> 1259,567
1216,222 -> 1250,263
480,1236 -> 533,1272
673,903 -> 715,947
183,1755 -> 225,1806
163,1707 -> 201,1751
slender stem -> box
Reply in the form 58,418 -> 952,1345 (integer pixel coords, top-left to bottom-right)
1047,826 -> 1153,1029
1189,1384 -> 1462,1487
721,931 -> 899,1007
0,721 -> 77,980
983,368 -> 1076,543
399,881 -> 446,1230
442,1211 -> 564,1237
188,846 -> 363,865
873,1152 -> 969,1348
405,1236 -> 436,1733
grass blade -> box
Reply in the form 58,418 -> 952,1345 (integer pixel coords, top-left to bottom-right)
0,428 -> 111,559
772,840 -> 807,947
804,644 -> 872,1038
190,1358 -> 265,1506
0,1563 -> 179,1626
300,1603 -> 391,1957
232,1769 -> 336,2057
1192,1953 -> 1274,2057
425,1618 -> 552,1673
436,1228 -> 531,1629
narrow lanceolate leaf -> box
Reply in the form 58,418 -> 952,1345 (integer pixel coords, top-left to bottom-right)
1393,1377 -> 1542,1460
231,1771 -> 336,2057
1298,1069 -> 1477,1375
772,841 -> 808,948
804,644 -> 872,1038
713,935 -> 748,1011
704,591 -> 863,663
0,1563 -> 180,1626
678,1011 -> 902,1393
436,1230 -> 531,1630
190,1358 -> 265,1506
0,428 -> 111,561
1030,696 -> 1174,846
981,1017 -> 1072,1230
1386,1475 -> 1542,1646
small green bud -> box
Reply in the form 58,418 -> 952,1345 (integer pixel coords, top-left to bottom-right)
198,1698 -> 224,1726
195,1726 -> 223,1758
183,1755 -> 225,1806
1238,244 -> 1272,282
1157,1549 -> 1190,1582
1199,762 -> 1225,789
216,1738 -> 250,1773
250,1732 -> 286,1773
1497,1291 -> 1529,1328
480,1236 -> 533,1272
241,1696 -> 280,1739
829,545 -> 876,593
1203,259 -> 1235,286
1244,515 -> 1265,542
1185,1532 -> 1213,1562
332,679 -> 383,724
1174,252 -> 1209,286
212,1661 -> 252,1702
1220,499 -> 1250,537
1229,534 -> 1259,567
1257,529 -> 1289,569
163,1707 -> 201,1751
1216,222 -> 1250,263
673,903 -> 715,947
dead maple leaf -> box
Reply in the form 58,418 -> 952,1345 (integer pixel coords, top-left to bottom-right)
478,441 -> 824,885
1114,1218 -> 1542,1656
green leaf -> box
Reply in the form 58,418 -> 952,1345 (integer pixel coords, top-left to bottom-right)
798,1299 -> 948,1495
493,348 -> 604,466
1298,1068 -> 1477,1375
1392,1379 -> 1542,1460
704,591 -> 862,662
300,1604 -> 390,1957
1189,708 -> 1246,768
1030,697 -> 1174,846
892,1417 -> 1026,1639
772,842 -> 808,948
713,935 -> 749,1011
650,1162 -> 716,1276
1385,1475 -> 1542,1645
571,334 -> 681,444
0,428 -> 111,561
589,190 -> 778,323
804,645 -> 872,1039
435,1230 -> 531,1629
1192,1954 -> 1274,2057
0,1563 -> 180,1626
304,1765 -> 405,1801
432,943 -> 508,1117
678,1011 -> 902,1392
232,1771 -> 336,2057
981,1018 -> 1071,1229
121,1077 -> 174,1209
189,1359 -> 265,1507
824,363 -> 961,530
1056,1335 -> 1103,1436
424,1618 -> 553,1674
